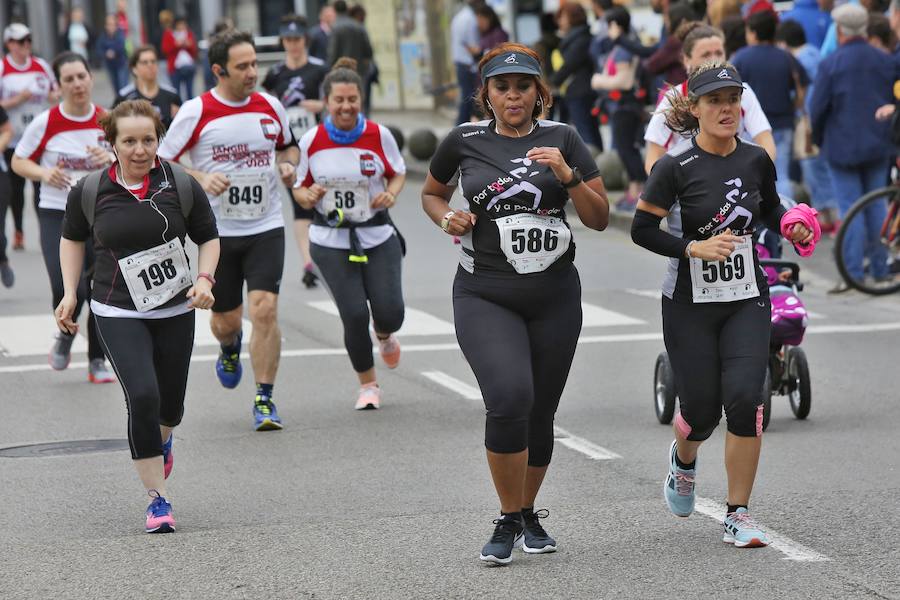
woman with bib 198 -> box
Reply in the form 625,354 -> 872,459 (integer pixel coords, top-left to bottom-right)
422,43 -> 609,565
632,62 -> 815,547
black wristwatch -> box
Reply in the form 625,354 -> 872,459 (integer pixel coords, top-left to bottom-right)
563,167 -> 582,189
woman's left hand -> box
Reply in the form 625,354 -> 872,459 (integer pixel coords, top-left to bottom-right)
186,279 -> 215,310
788,222 -> 815,246
371,190 -> 397,209
526,146 -> 574,185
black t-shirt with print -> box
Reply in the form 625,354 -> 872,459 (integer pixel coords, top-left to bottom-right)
63,161 -> 218,312
114,84 -> 183,130
262,59 -> 327,140
429,119 -> 600,278
641,136 -> 783,303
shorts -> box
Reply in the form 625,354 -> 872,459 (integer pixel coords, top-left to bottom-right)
213,227 -> 285,312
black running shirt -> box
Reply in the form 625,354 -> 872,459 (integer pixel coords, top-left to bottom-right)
114,84 -> 182,130
429,119 -> 599,278
262,59 -> 327,141
63,161 -> 218,314
641,137 -> 783,303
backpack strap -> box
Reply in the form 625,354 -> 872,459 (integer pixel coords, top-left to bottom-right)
80,170 -> 104,227
164,160 -> 194,220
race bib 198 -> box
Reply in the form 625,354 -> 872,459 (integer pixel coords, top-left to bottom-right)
321,179 -> 372,223
218,171 -> 270,220
119,239 -> 192,312
689,234 -> 759,303
497,213 -> 572,274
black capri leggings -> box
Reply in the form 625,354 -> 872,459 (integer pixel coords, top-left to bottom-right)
95,311 -> 195,460
311,235 -> 405,373
662,296 -> 771,441
39,208 -> 104,360
453,264 -> 583,467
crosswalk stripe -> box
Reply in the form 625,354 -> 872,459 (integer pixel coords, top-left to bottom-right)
581,302 -> 645,326
307,300 -> 456,336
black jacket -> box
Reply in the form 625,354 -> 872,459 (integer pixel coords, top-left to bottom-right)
551,25 -> 594,99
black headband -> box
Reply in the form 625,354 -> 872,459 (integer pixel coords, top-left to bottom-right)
688,65 -> 743,97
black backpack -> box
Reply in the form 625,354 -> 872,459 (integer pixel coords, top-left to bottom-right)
81,160 -> 194,226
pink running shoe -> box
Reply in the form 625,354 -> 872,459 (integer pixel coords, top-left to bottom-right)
378,334 -> 401,369
355,384 -> 382,410
145,491 -> 175,533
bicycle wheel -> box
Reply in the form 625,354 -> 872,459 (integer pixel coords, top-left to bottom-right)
834,186 -> 900,295
786,347 -> 811,420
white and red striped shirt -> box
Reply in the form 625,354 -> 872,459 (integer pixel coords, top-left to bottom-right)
0,55 -> 56,146
157,89 -> 292,237
644,81 -> 771,151
295,120 -> 406,250
14,104 -> 107,211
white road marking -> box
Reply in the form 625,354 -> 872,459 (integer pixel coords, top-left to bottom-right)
3,321 -> 900,374
307,300 -> 456,336
693,497 -> 829,562
581,303 -> 645,327
624,288 -> 662,300
420,370 -> 621,460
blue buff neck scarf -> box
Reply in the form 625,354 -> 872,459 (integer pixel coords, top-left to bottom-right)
324,114 -> 366,144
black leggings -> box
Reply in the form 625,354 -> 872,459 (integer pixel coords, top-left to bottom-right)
611,109 -> 647,184
662,296 -> 770,441
311,235 -> 405,373
4,148 -> 36,233
453,265 -> 582,467
0,171 -> 9,262
95,311 -> 195,460
38,208 -> 103,359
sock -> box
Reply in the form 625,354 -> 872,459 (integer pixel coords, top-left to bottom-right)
727,504 -> 747,515
221,333 -> 241,354
522,506 -> 534,515
674,452 -> 696,470
256,383 -> 274,400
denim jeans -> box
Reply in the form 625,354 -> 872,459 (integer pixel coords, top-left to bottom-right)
829,158 -> 890,280
170,65 -> 196,102
799,155 -> 837,211
564,95 -> 603,153
455,62 -> 477,125
772,128 -> 794,199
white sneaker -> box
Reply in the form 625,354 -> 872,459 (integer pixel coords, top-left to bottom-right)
355,385 -> 381,410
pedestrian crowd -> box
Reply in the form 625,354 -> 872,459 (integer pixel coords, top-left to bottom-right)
0,0 -> 890,569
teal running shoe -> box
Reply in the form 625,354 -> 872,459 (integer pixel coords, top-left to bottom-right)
723,508 -> 770,548
664,440 -> 696,517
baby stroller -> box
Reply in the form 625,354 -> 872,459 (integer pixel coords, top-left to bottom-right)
653,235 -> 813,431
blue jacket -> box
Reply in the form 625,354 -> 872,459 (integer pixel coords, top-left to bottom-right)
810,38 -> 899,167
781,0 -> 831,49
96,31 -> 127,68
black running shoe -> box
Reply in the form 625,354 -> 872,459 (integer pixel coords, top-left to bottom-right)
522,508 -> 557,553
479,514 -> 524,565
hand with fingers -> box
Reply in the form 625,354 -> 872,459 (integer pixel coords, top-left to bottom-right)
371,191 -> 396,209
54,294 -> 79,335
786,222 -> 814,246
443,210 -> 477,236
526,146 -> 574,184
202,172 -> 231,196
42,166 -> 71,189
186,279 -> 215,310
690,228 -> 743,262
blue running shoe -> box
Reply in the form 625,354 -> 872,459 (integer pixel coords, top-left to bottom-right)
162,434 -> 173,479
253,396 -> 283,431
215,332 -> 243,389
723,508 -> 770,548
664,440 -> 696,517
145,491 -> 175,533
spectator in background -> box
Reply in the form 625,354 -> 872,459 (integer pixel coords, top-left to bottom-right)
810,3 -> 897,292
327,1 -> 374,83
114,45 -> 182,130
66,7 -> 93,61
614,2 -> 697,87
592,6 -> 646,209
889,0 -> 900,55
162,16 -> 198,101
707,0 -> 742,27
155,10 -> 175,85
116,0 -> 131,39
721,14 -> 748,56
203,17 -> 234,90
97,14 -> 129,94
781,0 -> 832,47
776,19 -> 839,231
476,5 -> 509,54
348,4 -> 378,116
552,3 -> 602,152
533,12 -> 562,121
867,13 -> 897,51
733,10 -> 809,198
309,5 -> 336,62
589,0 -> 613,71
451,0 -> 482,124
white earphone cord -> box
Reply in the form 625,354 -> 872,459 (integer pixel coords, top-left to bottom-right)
116,155 -> 172,245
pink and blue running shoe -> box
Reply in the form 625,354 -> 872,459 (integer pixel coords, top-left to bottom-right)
162,435 -> 173,479
145,491 -> 175,533
723,508 -> 770,548
664,440 -> 696,517
215,332 -> 243,389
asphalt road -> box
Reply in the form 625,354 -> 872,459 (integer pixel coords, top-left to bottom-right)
1,175 -> 898,599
